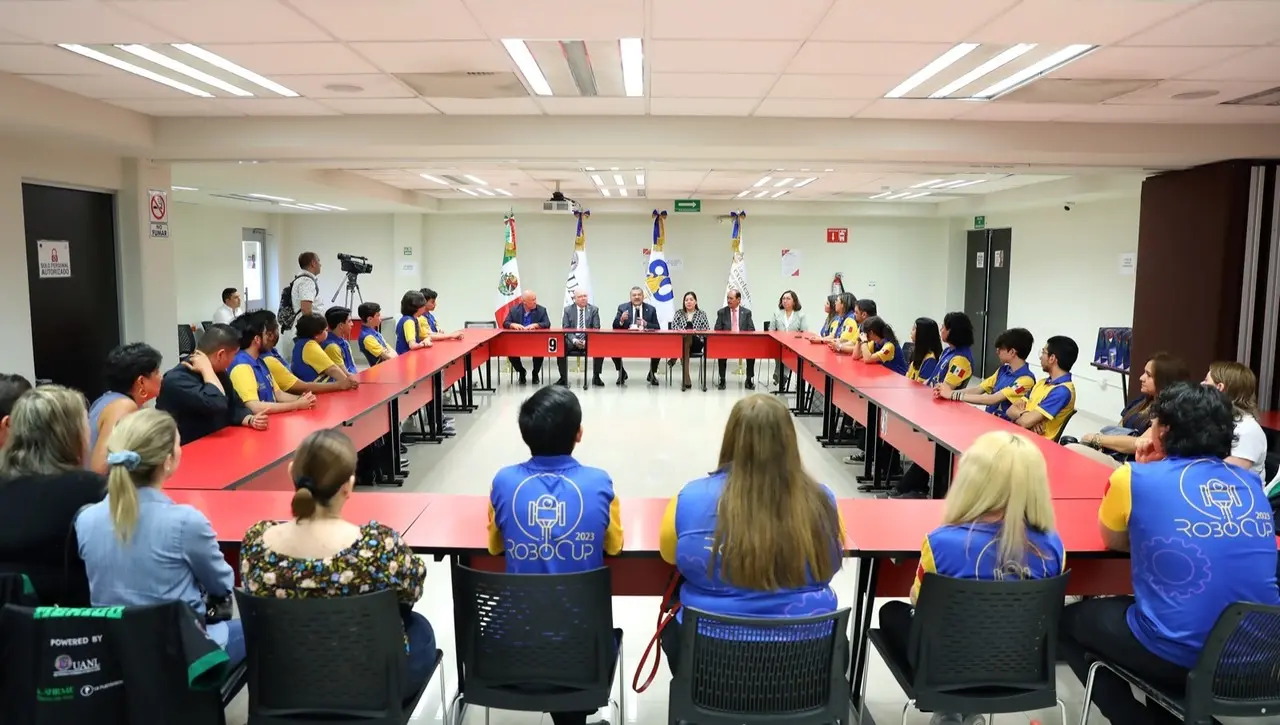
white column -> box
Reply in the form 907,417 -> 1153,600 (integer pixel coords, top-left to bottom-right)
0,155 -> 34,378
117,159 -> 179,361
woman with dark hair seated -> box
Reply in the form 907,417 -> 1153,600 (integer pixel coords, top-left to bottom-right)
1059,382 -> 1279,725
1066,352 -> 1189,466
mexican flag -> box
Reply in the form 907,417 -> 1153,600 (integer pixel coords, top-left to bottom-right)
494,214 -> 522,324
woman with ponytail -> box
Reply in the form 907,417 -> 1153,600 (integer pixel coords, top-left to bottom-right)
239,429 -> 433,701
75,408 -> 243,665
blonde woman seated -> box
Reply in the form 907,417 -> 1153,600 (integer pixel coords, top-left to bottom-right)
659,394 -> 846,671
1202,360 -> 1268,477
878,431 -> 1064,725
239,429 -> 435,698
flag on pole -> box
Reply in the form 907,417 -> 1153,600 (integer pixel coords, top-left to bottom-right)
564,210 -> 592,307
644,210 -> 675,329
493,214 -> 522,324
725,211 -> 753,309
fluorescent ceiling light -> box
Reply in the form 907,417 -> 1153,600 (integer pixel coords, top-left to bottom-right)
420,174 -> 448,185
948,179 -> 987,189
58,44 -> 213,98
464,174 -> 488,186
635,173 -> 645,185
886,43 -> 978,98
771,190 -> 788,198
170,44 -> 298,97
458,188 -> 479,196
972,44 -> 1095,99
930,44 -> 1035,99
610,167 -> 619,171
932,179 -> 971,189
901,192 -> 932,200
735,190 -> 751,198
869,192 -> 893,200
754,190 -> 769,198
585,167 -> 595,171
752,176 -> 772,188
620,38 -> 643,97
475,188 -> 496,196
619,188 -> 628,197
912,179 -> 945,188
292,203 -> 328,210
310,203 -> 347,211
171,186 -> 198,191
494,188 -> 513,197
116,44 -> 253,97
248,193 -> 294,202
590,174 -> 604,186
793,177 -> 817,188
601,188 -> 611,197
613,174 -> 625,186
502,39 -> 553,96
885,191 -> 914,200
774,178 -> 794,188
278,203 -> 311,210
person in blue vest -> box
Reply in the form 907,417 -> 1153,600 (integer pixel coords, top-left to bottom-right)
906,317 -> 943,383
858,316 -> 909,375
1061,382 -> 1280,725
487,385 -> 623,725
87,343 -> 164,474
356,302 -> 396,367
255,310 -> 355,395
322,307 -> 358,375
395,290 -> 432,355
1005,336 -> 1078,441
419,288 -> 464,343
228,313 -> 316,416
937,327 -> 1035,420
291,313 -> 356,385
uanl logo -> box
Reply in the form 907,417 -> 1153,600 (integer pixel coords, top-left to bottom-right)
53,654 -> 100,677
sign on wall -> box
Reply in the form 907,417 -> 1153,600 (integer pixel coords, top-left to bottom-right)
37,240 -> 71,278
673,199 -> 701,213
974,215 -> 986,229
826,227 -> 848,244
148,189 -> 169,238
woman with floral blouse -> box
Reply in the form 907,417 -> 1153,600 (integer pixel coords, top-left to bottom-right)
669,291 -> 712,391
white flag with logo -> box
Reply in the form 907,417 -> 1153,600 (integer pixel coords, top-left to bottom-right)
725,211 -> 753,309
564,211 -> 592,307
644,210 -> 675,329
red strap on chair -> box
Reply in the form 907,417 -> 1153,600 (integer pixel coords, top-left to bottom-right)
631,573 -> 682,693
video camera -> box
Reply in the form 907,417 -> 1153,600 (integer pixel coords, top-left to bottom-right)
337,253 -> 373,275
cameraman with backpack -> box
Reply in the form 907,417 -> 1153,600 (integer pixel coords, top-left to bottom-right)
278,252 -> 323,356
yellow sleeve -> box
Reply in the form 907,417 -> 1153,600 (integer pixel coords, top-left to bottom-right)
263,354 -> 299,393
323,341 -> 345,367
910,536 -> 937,603
1003,374 -> 1036,401
487,500 -> 504,555
402,318 -> 418,345
871,341 -> 895,362
943,355 -> 972,388
418,317 -> 430,338
980,371 -> 998,393
839,318 -> 859,342
1099,464 -> 1133,533
302,340 -> 335,375
604,496 -> 623,555
229,365 -> 261,402
659,497 -> 678,564
362,334 -> 385,358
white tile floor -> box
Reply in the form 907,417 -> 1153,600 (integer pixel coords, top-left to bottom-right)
222,362 -> 1271,725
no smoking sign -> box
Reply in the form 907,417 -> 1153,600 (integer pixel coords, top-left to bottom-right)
148,189 -> 169,238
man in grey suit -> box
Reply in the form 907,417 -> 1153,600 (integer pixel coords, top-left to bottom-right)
557,288 -> 605,387
714,288 -> 756,390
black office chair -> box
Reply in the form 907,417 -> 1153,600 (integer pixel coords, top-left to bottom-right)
201,321 -> 214,331
452,565 -> 624,725
0,572 -> 37,607
178,324 -> 197,356
1051,409 -> 1079,443
664,322 -> 706,388
1082,602 -> 1280,725
668,606 -> 850,725
234,589 -> 443,725
867,572 -> 1070,725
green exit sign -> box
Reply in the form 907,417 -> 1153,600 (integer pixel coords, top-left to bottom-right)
974,215 -> 986,229
673,199 -> 701,213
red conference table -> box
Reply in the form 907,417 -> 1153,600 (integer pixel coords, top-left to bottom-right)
1259,410 -> 1280,433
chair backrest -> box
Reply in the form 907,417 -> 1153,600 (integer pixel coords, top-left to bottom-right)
454,565 -> 615,692
200,321 -> 213,331
233,589 -> 412,720
763,321 -> 771,331
0,572 -> 38,607
909,573 -> 1069,705
464,320 -> 498,329
1185,602 -> 1280,722
177,324 -> 197,355
902,341 -> 914,363
670,606 -> 850,721
1052,409 -> 1079,442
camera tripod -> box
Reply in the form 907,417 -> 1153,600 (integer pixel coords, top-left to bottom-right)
331,272 -> 364,311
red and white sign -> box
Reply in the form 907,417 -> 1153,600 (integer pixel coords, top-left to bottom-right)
826,227 -> 848,244
148,189 -> 169,238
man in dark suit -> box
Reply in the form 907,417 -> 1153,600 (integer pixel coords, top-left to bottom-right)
611,286 -> 661,386
557,288 -> 605,388
714,288 -> 756,390
503,289 -> 551,385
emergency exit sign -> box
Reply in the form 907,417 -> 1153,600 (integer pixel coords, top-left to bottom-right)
826,228 -> 848,244
673,199 -> 701,213
974,215 -> 986,229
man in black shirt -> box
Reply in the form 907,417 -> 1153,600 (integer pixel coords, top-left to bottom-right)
156,324 -> 266,443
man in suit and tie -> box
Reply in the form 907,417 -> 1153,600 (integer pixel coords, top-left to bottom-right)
612,286 -> 661,386
714,288 -> 756,390
557,288 -> 605,388
503,289 -> 551,385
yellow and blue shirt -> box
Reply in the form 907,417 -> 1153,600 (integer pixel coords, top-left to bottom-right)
659,471 -> 845,619
359,326 -> 389,367
912,521 -> 1065,602
927,345 -> 974,389
487,455 -> 623,574
228,350 -> 280,403
1100,460 -> 1279,668
261,348 -> 300,393
322,332 -> 356,374
906,353 -> 938,383
867,340 -> 909,375
395,314 -> 420,354
819,316 -> 836,337
1025,373 -> 1076,440
838,315 -> 860,342
979,362 -> 1035,418
291,338 -> 335,383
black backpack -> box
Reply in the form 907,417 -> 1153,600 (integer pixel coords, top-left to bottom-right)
277,274 -> 305,330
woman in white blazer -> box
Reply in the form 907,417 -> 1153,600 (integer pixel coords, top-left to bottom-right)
771,290 -> 807,387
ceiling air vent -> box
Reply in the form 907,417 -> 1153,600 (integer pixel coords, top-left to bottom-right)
1223,85 -> 1280,107
394,72 -> 528,99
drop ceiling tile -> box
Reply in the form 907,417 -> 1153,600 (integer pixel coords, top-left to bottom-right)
652,0 -> 835,40
350,41 -> 511,73
1056,104 -> 1196,122
317,97 -> 440,114
649,97 -> 760,116
1121,1 -> 1280,47
787,42 -> 957,76
0,29 -> 35,43
22,72 -> 192,99
535,97 -> 646,115
754,98 -> 870,117
464,0 -> 644,40
1175,104 -> 1280,124
855,98 -> 976,119
955,101 -> 1080,121
110,98 -> 248,116
0,44 -> 117,75
290,0 -> 486,41
813,0 -> 1019,42
0,1 -> 177,44
1053,46 -> 1254,80
770,74 -> 899,99
271,74 -> 416,98
968,0 -> 1196,45
1106,79 -> 1278,105
651,73 -> 776,98
107,0 -> 330,43
218,98 -> 341,115
650,40 -> 801,74
199,43 -> 380,74
425,97 -> 543,114
1181,47 -> 1280,82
